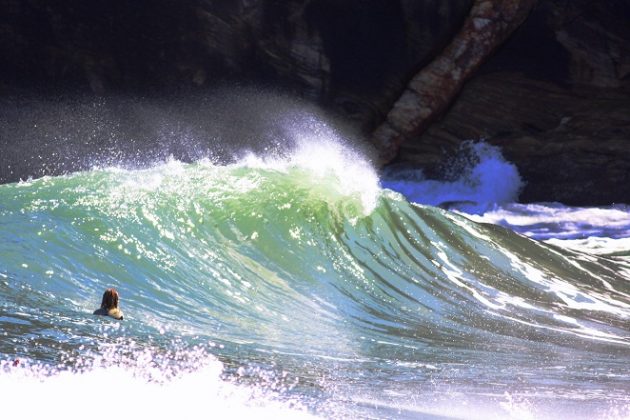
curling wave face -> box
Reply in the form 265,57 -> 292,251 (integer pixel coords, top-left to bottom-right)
1,146 -> 629,419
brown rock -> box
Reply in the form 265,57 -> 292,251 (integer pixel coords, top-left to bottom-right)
371,0 -> 539,164
396,72 -> 630,205
387,0 -> 630,204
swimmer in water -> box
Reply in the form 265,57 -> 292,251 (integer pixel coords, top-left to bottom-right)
93,288 -> 124,320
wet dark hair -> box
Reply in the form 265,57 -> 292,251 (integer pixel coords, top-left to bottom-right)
100,288 -> 119,310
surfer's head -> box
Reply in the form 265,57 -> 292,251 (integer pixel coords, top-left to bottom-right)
100,288 -> 120,310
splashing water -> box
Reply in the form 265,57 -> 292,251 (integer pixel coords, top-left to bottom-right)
382,141 -> 630,258
382,141 -> 523,214
1,346 -> 317,420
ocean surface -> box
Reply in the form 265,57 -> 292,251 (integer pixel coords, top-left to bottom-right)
1,111 -> 629,419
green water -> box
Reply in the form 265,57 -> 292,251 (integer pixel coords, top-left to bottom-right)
1,160 -> 629,419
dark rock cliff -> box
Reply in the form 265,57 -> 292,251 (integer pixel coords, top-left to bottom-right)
1,0 -> 629,204
0,0 -> 471,129
394,0 -> 630,205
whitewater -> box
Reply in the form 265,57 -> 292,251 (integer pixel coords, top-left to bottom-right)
1,105 -> 629,420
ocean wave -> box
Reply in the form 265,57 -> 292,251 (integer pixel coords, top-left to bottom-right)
1,147 -> 629,419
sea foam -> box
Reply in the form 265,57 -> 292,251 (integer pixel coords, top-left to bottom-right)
382,141 -> 523,214
1,352 -> 317,420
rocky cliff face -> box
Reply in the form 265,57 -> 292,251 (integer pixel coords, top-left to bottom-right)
394,0 -> 630,205
0,0 -> 471,130
1,0 -> 629,204
371,0 -> 539,164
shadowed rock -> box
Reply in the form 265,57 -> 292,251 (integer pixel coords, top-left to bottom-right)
371,0 -> 538,164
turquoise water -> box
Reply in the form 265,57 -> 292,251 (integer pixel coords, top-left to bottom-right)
1,150 -> 629,419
